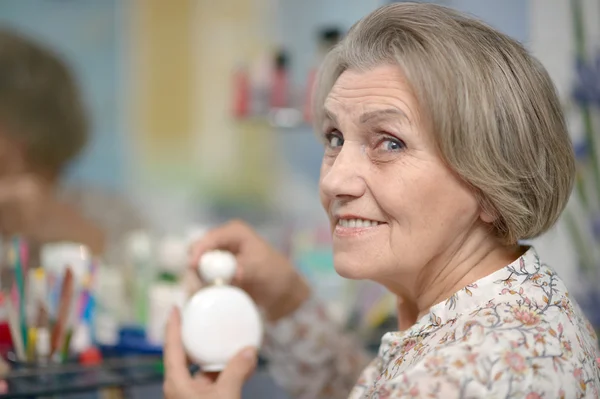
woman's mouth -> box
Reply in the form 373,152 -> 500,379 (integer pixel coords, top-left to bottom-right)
335,217 -> 385,237
337,218 -> 382,228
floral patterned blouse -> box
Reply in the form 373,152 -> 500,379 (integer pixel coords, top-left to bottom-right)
262,247 -> 600,398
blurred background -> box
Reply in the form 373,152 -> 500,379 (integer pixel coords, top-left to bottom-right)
0,0 -> 598,397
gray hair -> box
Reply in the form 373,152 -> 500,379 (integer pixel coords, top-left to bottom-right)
314,3 -> 575,244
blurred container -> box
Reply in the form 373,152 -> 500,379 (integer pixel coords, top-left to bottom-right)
146,236 -> 187,345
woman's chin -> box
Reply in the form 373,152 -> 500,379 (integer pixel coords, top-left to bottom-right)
333,259 -> 370,280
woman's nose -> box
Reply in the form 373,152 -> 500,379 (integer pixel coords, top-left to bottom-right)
320,144 -> 366,199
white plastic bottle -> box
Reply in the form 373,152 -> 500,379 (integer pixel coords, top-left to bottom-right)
181,250 -> 263,371
146,236 -> 187,345
124,230 -> 155,326
93,265 -> 124,346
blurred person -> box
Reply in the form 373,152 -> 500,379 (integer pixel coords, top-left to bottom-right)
164,3 -> 600,399
0,28 -> 143,263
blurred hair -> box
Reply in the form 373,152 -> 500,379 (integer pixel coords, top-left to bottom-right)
314,3 -> 575,244
0,28 -> 88,174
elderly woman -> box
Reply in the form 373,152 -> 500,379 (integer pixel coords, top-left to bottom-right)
163,3 -> 600,399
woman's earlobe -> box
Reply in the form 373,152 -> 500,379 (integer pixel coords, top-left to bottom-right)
478,199 -> 498,224
480,208 -> 497,224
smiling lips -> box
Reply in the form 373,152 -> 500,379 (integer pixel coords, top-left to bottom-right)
337,218 -> 382,228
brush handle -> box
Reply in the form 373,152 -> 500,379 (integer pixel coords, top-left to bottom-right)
51,268 -> 73,356
5,296 -> 26,361
12,238 -> 27,352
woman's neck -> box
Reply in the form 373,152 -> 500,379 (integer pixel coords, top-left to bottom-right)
384,229 -> 524,328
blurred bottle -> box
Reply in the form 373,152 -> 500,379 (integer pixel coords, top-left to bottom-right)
93,264 -> 124,346
40,242 -> 97,354
146,235 -> 187,345
270,50 -> 290,109
304,27 -> 342,123
232,63 -> 251,119
185,225 -> 209,250
124,230 -> 155,327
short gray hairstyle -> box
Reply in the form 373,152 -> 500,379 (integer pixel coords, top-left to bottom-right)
314,3 -> 575,245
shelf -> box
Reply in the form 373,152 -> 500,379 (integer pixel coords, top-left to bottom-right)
235,108 -> 312,130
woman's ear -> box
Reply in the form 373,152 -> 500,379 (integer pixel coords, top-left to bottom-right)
480,209 -> 497,224
478,198 -> 498,224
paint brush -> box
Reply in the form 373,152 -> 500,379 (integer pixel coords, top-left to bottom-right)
0,254 -> 25,361
8,239 -> 27,351
5,295 -> 25,361
51,267 -> 73,358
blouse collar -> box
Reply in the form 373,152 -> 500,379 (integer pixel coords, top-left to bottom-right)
380,247 -> 541,348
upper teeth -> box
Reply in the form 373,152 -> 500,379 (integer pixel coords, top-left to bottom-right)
338,218 -> 379,228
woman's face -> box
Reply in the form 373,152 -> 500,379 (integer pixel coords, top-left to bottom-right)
319,64 -> 490,287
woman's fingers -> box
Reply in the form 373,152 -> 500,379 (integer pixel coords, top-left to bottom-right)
194,371 -> 219,386
216,347 -> 257,396
188,220 -> 249,268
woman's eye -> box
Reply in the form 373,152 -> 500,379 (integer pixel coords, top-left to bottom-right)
325,132 -> 344,148
380,138 -> 404,151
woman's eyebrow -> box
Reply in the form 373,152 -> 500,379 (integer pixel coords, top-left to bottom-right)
359,108 -> 409,124
323,107 -> 338,125
322,106 -> 410,127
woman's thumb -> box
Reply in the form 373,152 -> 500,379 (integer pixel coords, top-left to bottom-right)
217,347 -> 257,393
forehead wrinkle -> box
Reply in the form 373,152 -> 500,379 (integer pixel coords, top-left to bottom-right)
325,86 -> 415,124
359,108 -> 410,125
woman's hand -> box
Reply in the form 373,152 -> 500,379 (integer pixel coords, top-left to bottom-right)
163,308 -> 257,399
189,220 -> 310,321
